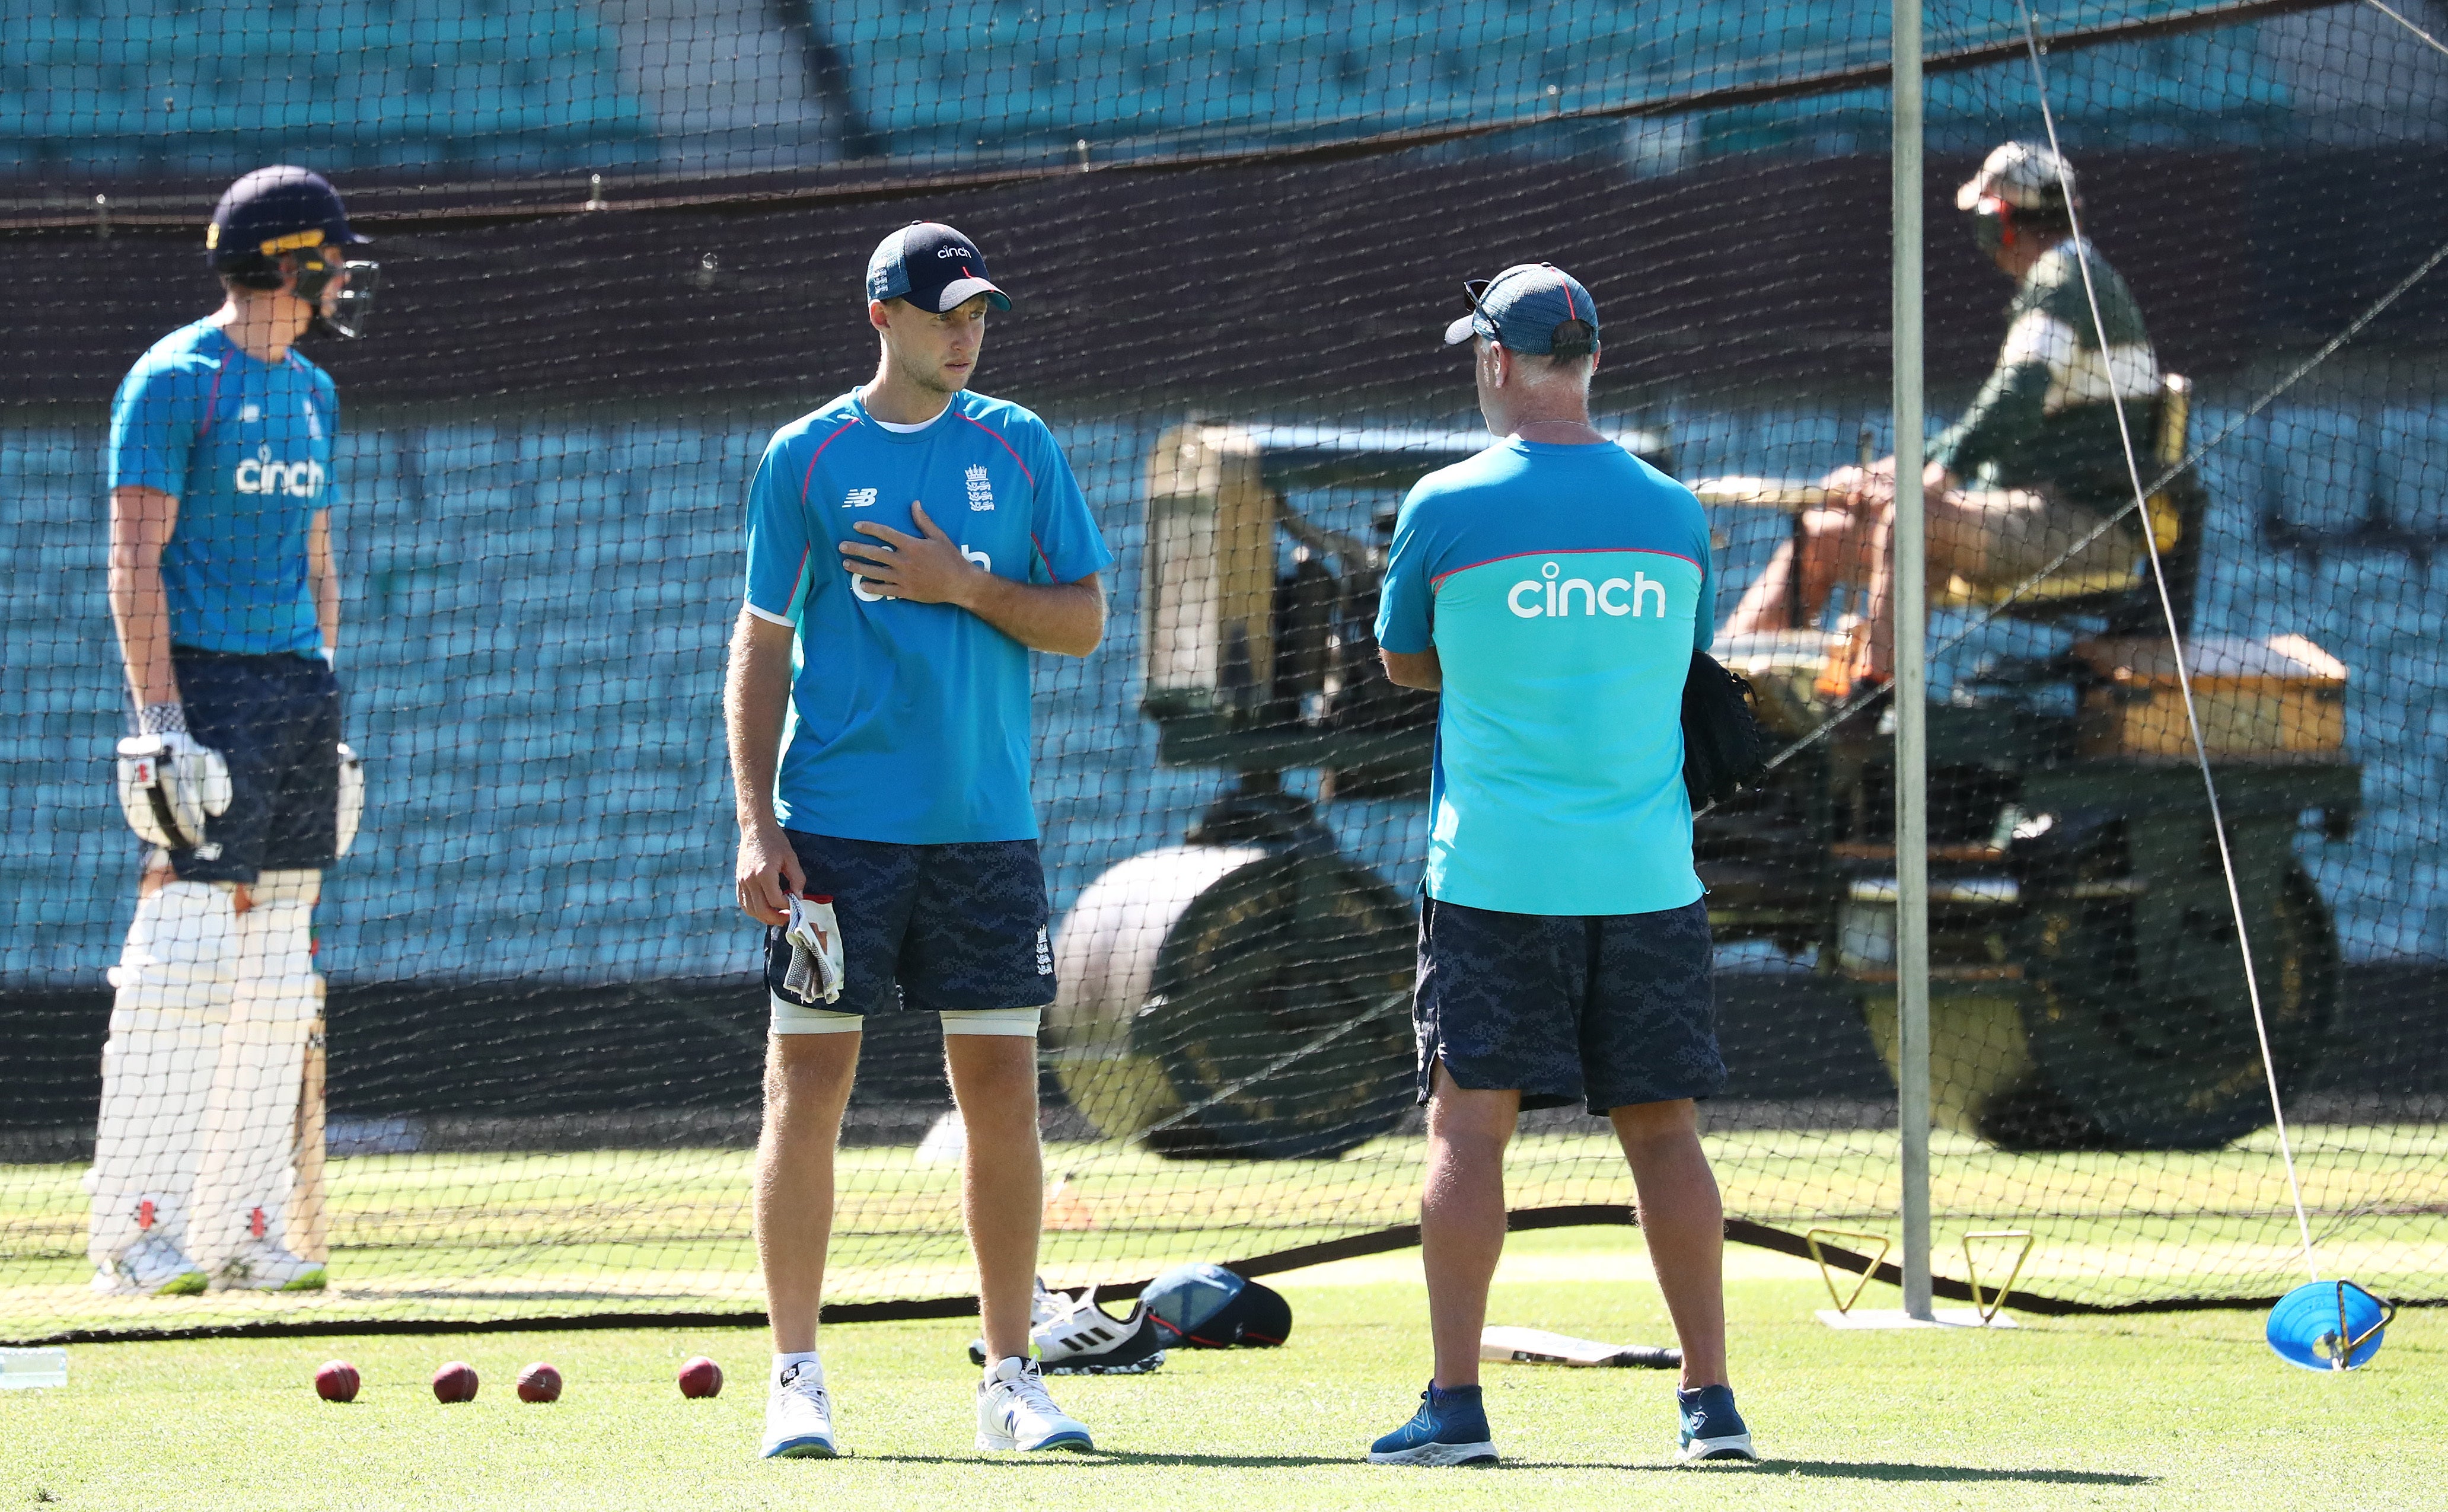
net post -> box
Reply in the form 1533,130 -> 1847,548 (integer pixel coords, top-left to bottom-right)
1891,0 -> 1934,1325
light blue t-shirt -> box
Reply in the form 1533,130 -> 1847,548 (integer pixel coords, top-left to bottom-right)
743,388 -> 1114,844
1375,437 -> 1716,917
107,320 -> 337,657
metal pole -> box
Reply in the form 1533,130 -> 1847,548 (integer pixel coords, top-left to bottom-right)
1892,0 -> 1934,1323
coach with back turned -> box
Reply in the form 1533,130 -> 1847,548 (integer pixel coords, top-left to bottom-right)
1366,264 -> 1760,1467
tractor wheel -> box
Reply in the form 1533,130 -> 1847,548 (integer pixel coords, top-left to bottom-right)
2014,861 -> 2337,1149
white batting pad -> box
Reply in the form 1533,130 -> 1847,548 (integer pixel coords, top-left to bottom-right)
86,881 -> 238,1267
189,873 -> 322,1272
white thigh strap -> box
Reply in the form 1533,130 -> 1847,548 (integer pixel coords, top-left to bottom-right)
771,994 -> 863,1035
939,1007 -> 1041,1038
249,869 -> 323,909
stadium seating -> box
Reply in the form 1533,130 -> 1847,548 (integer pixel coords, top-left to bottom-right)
825,1 -> 2294,163
0,1 -> 2305,178
0,0 -> 651,176
0,398 -> 2433,985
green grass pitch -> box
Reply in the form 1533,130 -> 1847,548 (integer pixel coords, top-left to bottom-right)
5,1227 -> 2440,1511
11,1125 -> 2443,1339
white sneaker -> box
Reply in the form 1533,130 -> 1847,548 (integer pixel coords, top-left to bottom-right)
212,1238 -> 327,1292
966,1277 -> 1168,1375
976,1355 -> 1094,1452
761,1358 -> 839,1459
91,1232 -> 208,1297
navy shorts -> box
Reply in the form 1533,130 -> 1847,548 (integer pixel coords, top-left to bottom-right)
167,648 -> 342,885
1414,895 -> 1726,1115
763,831 -> 1056,1019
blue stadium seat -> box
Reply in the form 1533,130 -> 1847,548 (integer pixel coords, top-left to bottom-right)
13,0 -> 651,175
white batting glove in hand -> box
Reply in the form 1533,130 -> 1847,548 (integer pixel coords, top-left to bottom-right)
782,895 -> 845,1004
115,711 -> 232,851
336,742 -> 365,857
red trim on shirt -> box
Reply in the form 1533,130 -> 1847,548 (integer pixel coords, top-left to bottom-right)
798,416 -> 861,503
196,363 -> 228,442
1427,545 -> 1700,591
957,412 -> 1036,484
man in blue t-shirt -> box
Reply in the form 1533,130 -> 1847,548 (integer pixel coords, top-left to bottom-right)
1363,266 -> 1758,1469
726,222 -> 1114,1460
88,167 -> 378,1300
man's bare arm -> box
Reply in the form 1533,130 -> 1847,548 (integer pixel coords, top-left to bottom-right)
725,609 -> 806,926
109,484 -> 181,712
1382,647 -> 1442,691
839,501 -> 1105,656
308,508 -> 339,658
962,572 -> 1104,658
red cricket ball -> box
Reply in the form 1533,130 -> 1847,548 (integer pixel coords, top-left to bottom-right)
677,1355 -> 723,1399
431,1360 -> 480,1403
517,1361 -> 562,1403
314,1360 -> 359,1403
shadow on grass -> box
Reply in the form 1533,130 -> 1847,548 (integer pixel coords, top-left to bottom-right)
851,1452 -> 2153,1484
1750,1462 -> 2156,1486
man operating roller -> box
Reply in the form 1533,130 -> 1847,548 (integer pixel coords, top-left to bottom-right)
88,166 -> 376,1296
1726,141 -> 2160,687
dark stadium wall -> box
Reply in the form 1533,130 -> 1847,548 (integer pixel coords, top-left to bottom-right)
7,148 -> 2443,416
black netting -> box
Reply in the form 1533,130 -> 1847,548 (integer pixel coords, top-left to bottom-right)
5,1 -> 2446,1342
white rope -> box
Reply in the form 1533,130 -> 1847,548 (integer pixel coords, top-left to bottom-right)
2013,3 -> 2319,1281
2362,0 -> 2448,62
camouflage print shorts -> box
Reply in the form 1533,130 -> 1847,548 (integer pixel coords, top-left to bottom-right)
764,832 -> 1054,1019
1413,895 -> 1725,1115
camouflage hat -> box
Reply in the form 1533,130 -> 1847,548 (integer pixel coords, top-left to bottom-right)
1955,140 -> 2078,212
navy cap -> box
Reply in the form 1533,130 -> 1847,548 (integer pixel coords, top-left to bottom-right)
1443,262 -> 1599,356
866,222 -> 1012,312
205,165 -> 368,271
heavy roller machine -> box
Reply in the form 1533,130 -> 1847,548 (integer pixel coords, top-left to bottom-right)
1051,384 -> 2357,1157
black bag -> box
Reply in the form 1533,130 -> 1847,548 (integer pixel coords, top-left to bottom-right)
1681,649 -> 1771,808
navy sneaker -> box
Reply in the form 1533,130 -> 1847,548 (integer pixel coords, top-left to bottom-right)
1368,1382 -> 1497,1466
1676,1383 -> 1758,1462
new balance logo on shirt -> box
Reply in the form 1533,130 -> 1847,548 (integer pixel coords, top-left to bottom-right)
843,487 -> 878,509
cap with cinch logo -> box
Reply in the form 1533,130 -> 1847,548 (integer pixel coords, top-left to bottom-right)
1443,263 -> 1599,356
866,221 -> 1012,312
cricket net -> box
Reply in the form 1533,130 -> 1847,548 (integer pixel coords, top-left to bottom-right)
4,1 -> 2447,1344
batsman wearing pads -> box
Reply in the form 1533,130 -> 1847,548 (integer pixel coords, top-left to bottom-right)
1365,266 -> 1757,1468
88,166 -> 377,1297
726,222 -> 1111,1459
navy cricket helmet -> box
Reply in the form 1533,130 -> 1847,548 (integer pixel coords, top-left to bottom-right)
205,166 -> 380,338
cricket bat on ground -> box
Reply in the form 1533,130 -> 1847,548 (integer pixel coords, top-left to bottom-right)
1481,1326 -> 1681,1369
288,999 -> 330,1265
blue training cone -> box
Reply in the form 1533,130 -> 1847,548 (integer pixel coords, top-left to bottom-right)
2266,1280 -> 2395,1371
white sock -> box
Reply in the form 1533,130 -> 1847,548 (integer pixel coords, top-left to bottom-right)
773,1351 -> 822,1386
